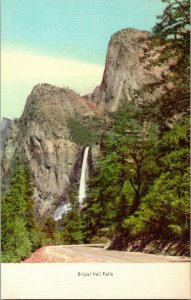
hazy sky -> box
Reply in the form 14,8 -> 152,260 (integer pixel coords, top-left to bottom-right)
2,0 -> 165,118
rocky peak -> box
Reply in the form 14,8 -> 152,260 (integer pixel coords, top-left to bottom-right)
109,27 -> 149,46
24,83 -> 104,119
1,83 -> 106,218
92,28 -> 153,112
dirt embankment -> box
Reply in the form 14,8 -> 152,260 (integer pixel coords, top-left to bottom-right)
22,246 -> 63,263
107,235 -> 190,257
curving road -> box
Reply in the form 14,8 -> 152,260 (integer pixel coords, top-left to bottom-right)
23,244 -> 190,263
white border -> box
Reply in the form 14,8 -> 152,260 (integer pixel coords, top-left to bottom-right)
1,263 -> 190,299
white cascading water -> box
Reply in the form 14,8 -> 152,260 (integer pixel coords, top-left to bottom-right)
53,146 -> 89,220
78,146 -> 89,206
54,203 -> 71,221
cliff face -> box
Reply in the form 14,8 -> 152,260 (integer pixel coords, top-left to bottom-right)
91,28 -> 164,112
1,83 -> 105,218
1,118 -> 15,150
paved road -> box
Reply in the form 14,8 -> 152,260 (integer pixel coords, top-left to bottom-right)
24,244 -> 190,263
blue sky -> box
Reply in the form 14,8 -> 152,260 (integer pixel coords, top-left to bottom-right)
2,0 -> 166,118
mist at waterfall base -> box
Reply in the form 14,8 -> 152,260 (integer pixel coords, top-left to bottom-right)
54,147 -> 89,221
54,203 -> 71,221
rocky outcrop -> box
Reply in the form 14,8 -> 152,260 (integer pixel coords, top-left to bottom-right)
1,84 -> 106,218
1,118 -> 15,150
90,28 -> 150,111
1,120 -> 20,174
107,234 -> 190,256
91,28 -> 166,112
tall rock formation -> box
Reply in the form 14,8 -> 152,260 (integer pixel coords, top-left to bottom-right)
91,28 -> 163,112
1,83 -> 106,218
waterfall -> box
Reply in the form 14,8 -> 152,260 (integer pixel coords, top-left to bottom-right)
78,146 -> 89,206
54,203 -> 71,221
53,146 -> 89,221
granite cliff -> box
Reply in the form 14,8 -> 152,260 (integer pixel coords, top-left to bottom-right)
1,84 -> 106,217
90,28 -> 165,112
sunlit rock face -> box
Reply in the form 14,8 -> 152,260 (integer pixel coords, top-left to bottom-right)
91,28 -> 165,112
1,118 -> 15,150
1,84 -> 106,218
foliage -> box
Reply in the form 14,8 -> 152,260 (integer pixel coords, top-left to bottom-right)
60,210 -> 84,244
153,0 -> 190,47
67,117 -> 103,146
82,104 -> 160,241
1,155 -> 43,262
139,0 -> 190,130
129,114 -> 188,238
82,112 -> 189,241
42,217 -> 56,240
57,187 -> 84,244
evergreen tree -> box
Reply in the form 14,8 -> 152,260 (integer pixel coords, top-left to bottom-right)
142,0 -> 190,124
123,116 -> 190,238
61,210 -> 84,244
41,217 -> 57,245
153,0 -> 190,47
82,105 -> 159,240
1,155 -> 42,262
2,156 -> 32,262
59,187 -> 84,244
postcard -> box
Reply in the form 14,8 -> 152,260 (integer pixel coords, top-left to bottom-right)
1,0 -> 190,299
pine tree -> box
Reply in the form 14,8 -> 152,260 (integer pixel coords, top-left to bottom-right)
1,156 -> 32,261
82,105 -> 159,239
138,0 -> 190,131
61,210 -> 84,244
42,217 -> 56,244
123,116 -> 190,238
58,187 -> 84,244
1,155 -> 42,261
